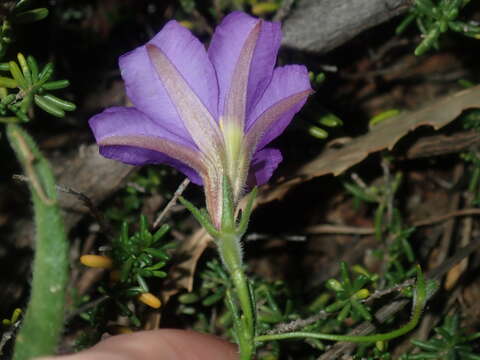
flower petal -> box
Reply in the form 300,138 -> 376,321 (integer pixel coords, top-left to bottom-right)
119,20 -> 219,142
147,44 -> 223,164
248,148 -> 282,186
246,65 -> 312,151
89,107 -> 205,184
208,11 -> 281,122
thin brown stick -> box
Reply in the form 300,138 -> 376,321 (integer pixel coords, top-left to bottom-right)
412,208 -> 480,227
13,174 -> 112,237
153,178 -> 190,228
306,208 -> 480,235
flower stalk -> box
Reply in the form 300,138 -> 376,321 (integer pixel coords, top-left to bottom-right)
180,177 -> 258,359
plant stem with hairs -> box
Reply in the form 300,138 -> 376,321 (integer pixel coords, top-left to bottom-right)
7,124 -> 68,360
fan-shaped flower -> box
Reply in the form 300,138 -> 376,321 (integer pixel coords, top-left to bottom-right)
89,11 -> 312,228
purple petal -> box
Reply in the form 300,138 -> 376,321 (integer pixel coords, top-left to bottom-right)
246,65 -> 312,151
208,11 -> 281,121
89,107 -> 205,184
146,45 -> 223,164
119,20 -> 219,142
248,148 -> 283,186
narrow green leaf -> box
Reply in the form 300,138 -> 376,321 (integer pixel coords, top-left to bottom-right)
13,0 -> 33,13
144,248 -> 169,260
17,53 -> 32,86
41,80 -> 70,90
202,290 -> 225,306
221,175 -> 235,231
9,61 -> 27,89
236,187 -> 257,236
152,223 -> 170,243
34,95 -> 65,118
337,302 -> 352,322
0,76 -> 18,88
351,299 -> 372,321
13,8 -> 49,24
38,62 -> 54,83
308,125 -> 328,139
0,63 -> 11,71
179,196 -> 219,237
27,56 -> 39,83
178,293 -> 200,304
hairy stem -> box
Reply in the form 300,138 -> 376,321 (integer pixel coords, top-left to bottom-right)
7,124 -> 68,360
217,231 -> 255,360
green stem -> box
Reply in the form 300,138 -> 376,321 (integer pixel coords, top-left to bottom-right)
256,266 -> 427,345
217,231 -> 255,360
7,124 -> 68,360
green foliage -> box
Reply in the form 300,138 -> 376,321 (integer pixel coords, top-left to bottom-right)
407,315 -> 480,360
303,71 -> 343,140
6,124 -> 69,360
344,171 -> 403,241
1,308 -> 22,327
178,259 -> 229,315
0,1 -> 49,58
105,168 -> 165,223
344,171 -> 417,286
396,0 -> 479,56
324,262 -> 376,322
307,110 -> 343,140
460,109 -> 480,205
178,258 -> 308,358
0,54 -> 75,123
74,216 -> 174,343
110,215 -> 174,294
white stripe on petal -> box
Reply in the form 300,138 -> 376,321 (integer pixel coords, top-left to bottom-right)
147,45 -> 223,166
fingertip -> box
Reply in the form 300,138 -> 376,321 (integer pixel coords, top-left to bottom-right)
37,329 -> 238,360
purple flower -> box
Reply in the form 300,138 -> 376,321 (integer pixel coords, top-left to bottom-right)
89,11 -> 312,228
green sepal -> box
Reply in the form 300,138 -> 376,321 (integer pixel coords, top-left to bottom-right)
236,186 -> 257,237
221,175 -> 235,232
178,196 -> 220,238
